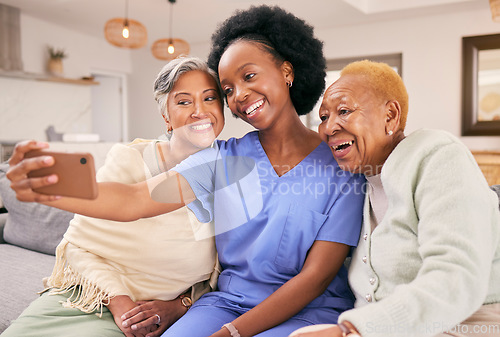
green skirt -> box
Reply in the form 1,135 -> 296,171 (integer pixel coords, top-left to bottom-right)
1,291 -> 124,337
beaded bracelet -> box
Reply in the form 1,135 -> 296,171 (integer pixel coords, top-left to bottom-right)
222,322 -> 241,337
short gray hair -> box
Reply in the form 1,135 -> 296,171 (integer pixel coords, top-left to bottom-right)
154,56 -> 222,120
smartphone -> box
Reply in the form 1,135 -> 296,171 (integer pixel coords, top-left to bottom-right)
25,150 -> 98,200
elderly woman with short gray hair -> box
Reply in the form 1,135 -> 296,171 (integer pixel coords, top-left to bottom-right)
290,60 -> 500,337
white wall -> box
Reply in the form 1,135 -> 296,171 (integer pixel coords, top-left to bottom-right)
0,77 -> 93,140
20,15 -> 132,78
127,47 -> 165,140
0,14 -> 134,141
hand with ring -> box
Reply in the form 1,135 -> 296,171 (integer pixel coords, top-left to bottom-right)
121,298 -> 188,337
154,314 -> 161,325
107,295 -> 156,337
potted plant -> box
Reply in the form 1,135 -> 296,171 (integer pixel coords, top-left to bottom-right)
47,46 -> 67,77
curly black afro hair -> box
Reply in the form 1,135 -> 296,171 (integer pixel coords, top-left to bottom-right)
207,5 -> 326,116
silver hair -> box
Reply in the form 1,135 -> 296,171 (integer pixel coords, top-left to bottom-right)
153,56 -> 222,120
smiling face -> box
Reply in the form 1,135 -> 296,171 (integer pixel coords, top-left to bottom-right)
217,40 -> 295,130
318,74 -> 396,175
166,70 -> 224,150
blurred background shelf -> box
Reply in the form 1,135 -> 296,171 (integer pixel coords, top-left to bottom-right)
0,71 -> 99,85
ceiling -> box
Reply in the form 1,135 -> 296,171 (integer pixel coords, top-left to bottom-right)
0,0 -> 488,46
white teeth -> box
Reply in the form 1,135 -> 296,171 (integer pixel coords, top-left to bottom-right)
245,100 -> 263,115
333,140 -> 354,151
191,123 -> 211,131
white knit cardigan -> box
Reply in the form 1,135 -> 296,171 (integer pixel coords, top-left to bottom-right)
339,129 -> 500,337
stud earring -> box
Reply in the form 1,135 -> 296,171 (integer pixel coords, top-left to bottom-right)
387,130 -> 393,136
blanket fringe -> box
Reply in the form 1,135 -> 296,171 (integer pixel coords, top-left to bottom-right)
44,241 -> 112,318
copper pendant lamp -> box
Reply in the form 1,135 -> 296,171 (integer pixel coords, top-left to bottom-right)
151,0 -> 190,60
104,0 -> 147,49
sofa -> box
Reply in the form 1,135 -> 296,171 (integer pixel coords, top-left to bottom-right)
0,143 -> 499,334
0,142 -> 115,333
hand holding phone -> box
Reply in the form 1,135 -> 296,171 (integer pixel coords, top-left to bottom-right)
25,150 -> 98,200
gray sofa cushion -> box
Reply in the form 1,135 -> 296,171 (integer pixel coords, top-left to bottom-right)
0,163 -> 74,255
0,243 -> 55,332
491,185 -> 500,210
0,213 -> 6,244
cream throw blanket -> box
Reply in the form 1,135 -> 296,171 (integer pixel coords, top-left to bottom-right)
45,140 -> 219,314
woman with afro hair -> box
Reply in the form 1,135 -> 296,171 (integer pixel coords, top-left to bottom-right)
6,5 -> 365,337
161,5 -> 365,337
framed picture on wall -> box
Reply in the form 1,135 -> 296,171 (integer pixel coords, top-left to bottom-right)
462,33 -> 500,136
304,53 -> 403,130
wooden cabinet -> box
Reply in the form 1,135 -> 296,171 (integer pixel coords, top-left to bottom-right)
472,151 -> 500,186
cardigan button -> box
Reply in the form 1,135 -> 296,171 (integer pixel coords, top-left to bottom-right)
369,277 -> 376,285
365,294 -> 373,302
363,233 -> 368,240
362,256 -> 367,264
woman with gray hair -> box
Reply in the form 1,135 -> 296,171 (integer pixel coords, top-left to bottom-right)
154,56 -> 223,136
1,56 -> 225,337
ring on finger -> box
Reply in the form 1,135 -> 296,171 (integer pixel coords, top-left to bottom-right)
154,314 -> 161,325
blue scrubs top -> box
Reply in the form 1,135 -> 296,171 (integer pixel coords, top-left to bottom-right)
172,131 -> 365,319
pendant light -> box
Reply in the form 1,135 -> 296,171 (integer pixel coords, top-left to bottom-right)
151,0 -> 190,60
104,0 -> 147,49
